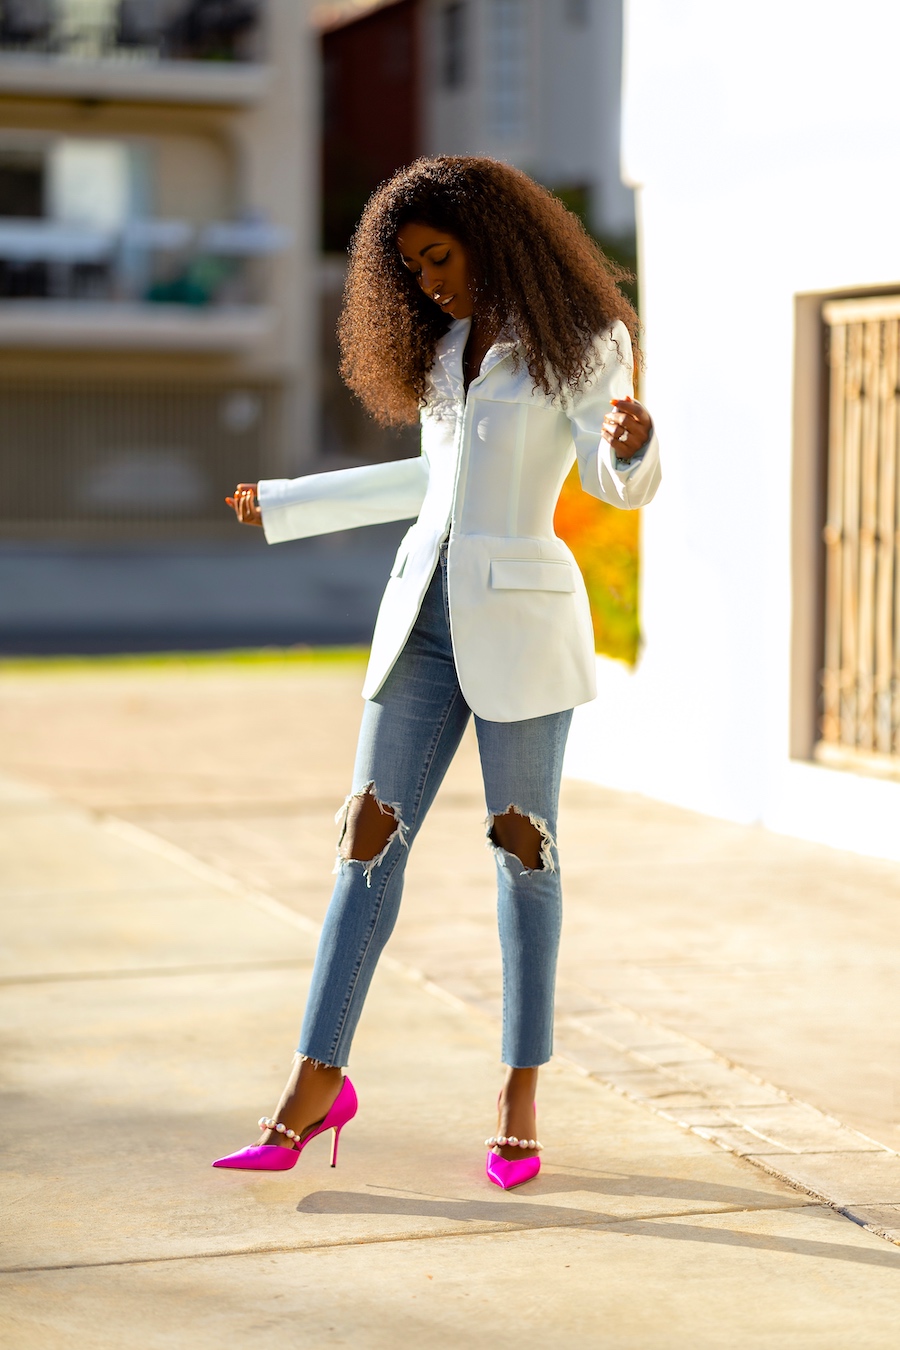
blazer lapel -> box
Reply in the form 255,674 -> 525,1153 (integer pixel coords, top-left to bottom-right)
478,338 -> 518,382
432,318 -> 470,403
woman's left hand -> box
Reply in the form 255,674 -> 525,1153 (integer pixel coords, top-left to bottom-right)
225,482 -> 262,526
602,396 -> 652,460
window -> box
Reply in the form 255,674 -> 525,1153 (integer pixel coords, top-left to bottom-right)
486,0 -> 529,141
817,295 -> 900,772
0,149 -> 44,219
441,2 -> 466,89
49,141 -> 131,230
0,139 -> 134,301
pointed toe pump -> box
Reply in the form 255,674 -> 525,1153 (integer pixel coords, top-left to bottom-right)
213,1076 -> 358,1172
485,1149 -> 541,1190
484,1111 -> 543,1191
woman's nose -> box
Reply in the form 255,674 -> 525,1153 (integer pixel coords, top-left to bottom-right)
420,267 -> 439,296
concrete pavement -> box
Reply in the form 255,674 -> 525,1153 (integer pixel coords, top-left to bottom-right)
1,653 -> 899,1161
2,769 -> 900,1347
2,651 -> 900,1345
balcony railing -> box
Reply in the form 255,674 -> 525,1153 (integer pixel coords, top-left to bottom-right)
0,215 -> 289,300
0,0 -> 264,64
0,215 -> 288,347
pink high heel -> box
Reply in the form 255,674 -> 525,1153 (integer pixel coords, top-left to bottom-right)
212,1076 -> 358,1171
485,1101 -> 542,1190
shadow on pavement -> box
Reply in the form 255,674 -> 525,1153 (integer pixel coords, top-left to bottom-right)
297,1188 -> 900,1269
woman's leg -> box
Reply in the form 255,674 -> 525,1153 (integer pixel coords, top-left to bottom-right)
258,561 -> 471,1145
475,706 -> 573,1160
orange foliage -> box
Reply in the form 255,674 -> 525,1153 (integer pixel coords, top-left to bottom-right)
553,464 -> 640,664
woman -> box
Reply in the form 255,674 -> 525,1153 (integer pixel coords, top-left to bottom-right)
215,156 -> 660,1190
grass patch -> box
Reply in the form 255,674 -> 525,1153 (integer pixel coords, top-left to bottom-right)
0,646 -> 369,677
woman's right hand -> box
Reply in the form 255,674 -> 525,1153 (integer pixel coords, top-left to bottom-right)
225,482 -> 262,526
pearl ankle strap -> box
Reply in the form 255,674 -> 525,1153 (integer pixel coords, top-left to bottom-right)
259,1116 -> 303,1144
484,1135 -> 542,1150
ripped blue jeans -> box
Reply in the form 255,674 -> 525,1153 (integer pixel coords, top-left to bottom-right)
298,546 -> 573,1069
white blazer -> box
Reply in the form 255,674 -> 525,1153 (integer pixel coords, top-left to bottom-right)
258,318 -> 661,722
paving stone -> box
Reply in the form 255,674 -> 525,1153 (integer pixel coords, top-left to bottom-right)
691,1126 -> 794,1158
670,1059 -> 788,1107
732,1104 -> 885,1154
752,1152 -> 900,1207
843,1204 -> 900,1243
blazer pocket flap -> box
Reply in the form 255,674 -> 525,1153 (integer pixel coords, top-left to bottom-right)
490,558 -> 575,592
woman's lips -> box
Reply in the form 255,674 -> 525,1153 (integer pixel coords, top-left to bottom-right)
437,294 -> 456,307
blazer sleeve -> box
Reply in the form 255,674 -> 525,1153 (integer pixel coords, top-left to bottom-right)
257,455 -> 430,545
567,321 -> 661,510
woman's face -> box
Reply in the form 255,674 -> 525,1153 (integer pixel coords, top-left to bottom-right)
396,221 -> 475,321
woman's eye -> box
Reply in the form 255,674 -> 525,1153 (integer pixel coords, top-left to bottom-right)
433,253 -> 450,265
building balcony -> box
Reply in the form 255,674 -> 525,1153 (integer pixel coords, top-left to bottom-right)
0,298 -> 275,349
0,214 -> 290,349
0,0 -> 270,104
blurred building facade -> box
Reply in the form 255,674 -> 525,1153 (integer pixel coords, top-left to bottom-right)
320,0 -> 632,244
2,0 -> 639,652
318,0 -> 421,465
320,0 -> 633,249
566,0 -> 900,861
0,0 -> 317,529
0,0 -> 338,652
318,0 -> 634,466
420,0 -> 633,240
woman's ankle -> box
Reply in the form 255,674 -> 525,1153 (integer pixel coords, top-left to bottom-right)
259,1057 -> 344,1146
499,1065 -> 538,1106
494,1065 -> 540,1159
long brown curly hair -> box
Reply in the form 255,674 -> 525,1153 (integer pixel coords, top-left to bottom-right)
338,156 -> 640,427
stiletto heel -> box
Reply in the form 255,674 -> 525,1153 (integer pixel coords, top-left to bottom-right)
485,1101 -> 542,1190
213,1076 -> 358,1171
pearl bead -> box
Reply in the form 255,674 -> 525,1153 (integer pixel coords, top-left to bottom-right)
529,1140 -> 536,1149
275,1122 -> 286,1133
285,1130 -> 296,1140
484,1138 -> 493,1147
507,1136 -> 518,1146
497,1136 -> 508,1146
519,1139 -> 529,1148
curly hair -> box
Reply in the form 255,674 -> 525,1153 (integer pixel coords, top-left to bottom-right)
338,156 -> 640,427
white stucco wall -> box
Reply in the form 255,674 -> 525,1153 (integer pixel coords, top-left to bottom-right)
564,0 -> 900,860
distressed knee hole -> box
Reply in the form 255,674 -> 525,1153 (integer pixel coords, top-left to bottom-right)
334,785 -> 408,887
339,788 -> 398,862
488,806 -> 553,873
